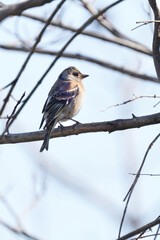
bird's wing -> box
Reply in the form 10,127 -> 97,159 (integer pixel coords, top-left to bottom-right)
40,81 -> 79,129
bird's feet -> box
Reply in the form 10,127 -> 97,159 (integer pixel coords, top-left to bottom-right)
58,122 -> 64,128
69,118 -> 81,125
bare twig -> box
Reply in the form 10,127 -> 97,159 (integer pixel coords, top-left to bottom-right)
0,45 -> 157,86
132,233 -> 160,239
0,192 -> 22,229
153,101 -> 160,107
136,20 -> 160,24
103,94 -> 160,110
118,133 -> 160,238
0,0 -> 55,22
129,173 -> 160,177
131,23 -> 150,31
134,228 -> 150,240
1,112 -> 160,144
0,215 -> 37,239
0,219 -> 40,240
1,92 -> 25,135
20,178 -> 46,220
132,20 -> 160,31
0,0 -> 66,116
154,224 -> 160,240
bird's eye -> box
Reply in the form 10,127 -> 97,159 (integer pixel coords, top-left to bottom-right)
73,72 -> 78,77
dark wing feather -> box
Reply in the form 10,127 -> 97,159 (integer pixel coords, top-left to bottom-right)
40,82 -> 79,129
44,99 -> 67,128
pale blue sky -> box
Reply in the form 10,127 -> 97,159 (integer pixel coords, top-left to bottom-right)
0,0 -> 160,239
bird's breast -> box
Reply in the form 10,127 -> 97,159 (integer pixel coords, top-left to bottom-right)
58,83 -> 85,121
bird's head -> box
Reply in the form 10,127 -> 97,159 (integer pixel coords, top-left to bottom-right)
59,66 -> 89,82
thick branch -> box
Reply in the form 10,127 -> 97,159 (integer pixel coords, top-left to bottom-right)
0,0 -> 55,22
1,112 -> 160,144
0,45 -> 157,83
149,0 -> 160,81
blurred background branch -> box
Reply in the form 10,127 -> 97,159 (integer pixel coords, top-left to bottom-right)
0,0 -> 55,22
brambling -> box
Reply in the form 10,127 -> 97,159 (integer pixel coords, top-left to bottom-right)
39,66 -> 89,152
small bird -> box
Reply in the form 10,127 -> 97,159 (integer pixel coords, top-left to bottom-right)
39,66 -> 89,152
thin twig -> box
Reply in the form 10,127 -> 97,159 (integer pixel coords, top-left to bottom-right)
132,20 -> 160,31
103,94 -> 160,111
154,224 -> 160,240
153,100 -> 160,107
136,20 -> 160,24
132,233 -> 160,239
134,227 -> 150,240
0,218 -> 40,240
118,216 -> 160,240
131,23 -> 151,31
1,92 -> 25,135
129,173 -> 160,177
0,192 -> 22,229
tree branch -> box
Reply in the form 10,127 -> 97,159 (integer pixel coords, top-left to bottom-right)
80,0 -> 134,42
1,112 -> 160,144
149,0 -> 160,81
0,0 -> 55,22
2,92 -> 25,135
0,45 -> 157,83
117,216 -> 160,240
0,219 -> 40,240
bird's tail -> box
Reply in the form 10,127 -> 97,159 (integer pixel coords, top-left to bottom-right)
40,124 -> 53,152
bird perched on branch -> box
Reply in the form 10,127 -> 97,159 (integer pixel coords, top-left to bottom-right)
39,66 -> 89,152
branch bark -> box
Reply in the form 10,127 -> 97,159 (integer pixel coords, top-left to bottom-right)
1,112 -> 160,144
0,0 -> 55,22
149,0 -> 160,81
118,217 -> 160,240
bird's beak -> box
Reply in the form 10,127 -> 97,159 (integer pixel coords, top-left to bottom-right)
82,74 -> 89,79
